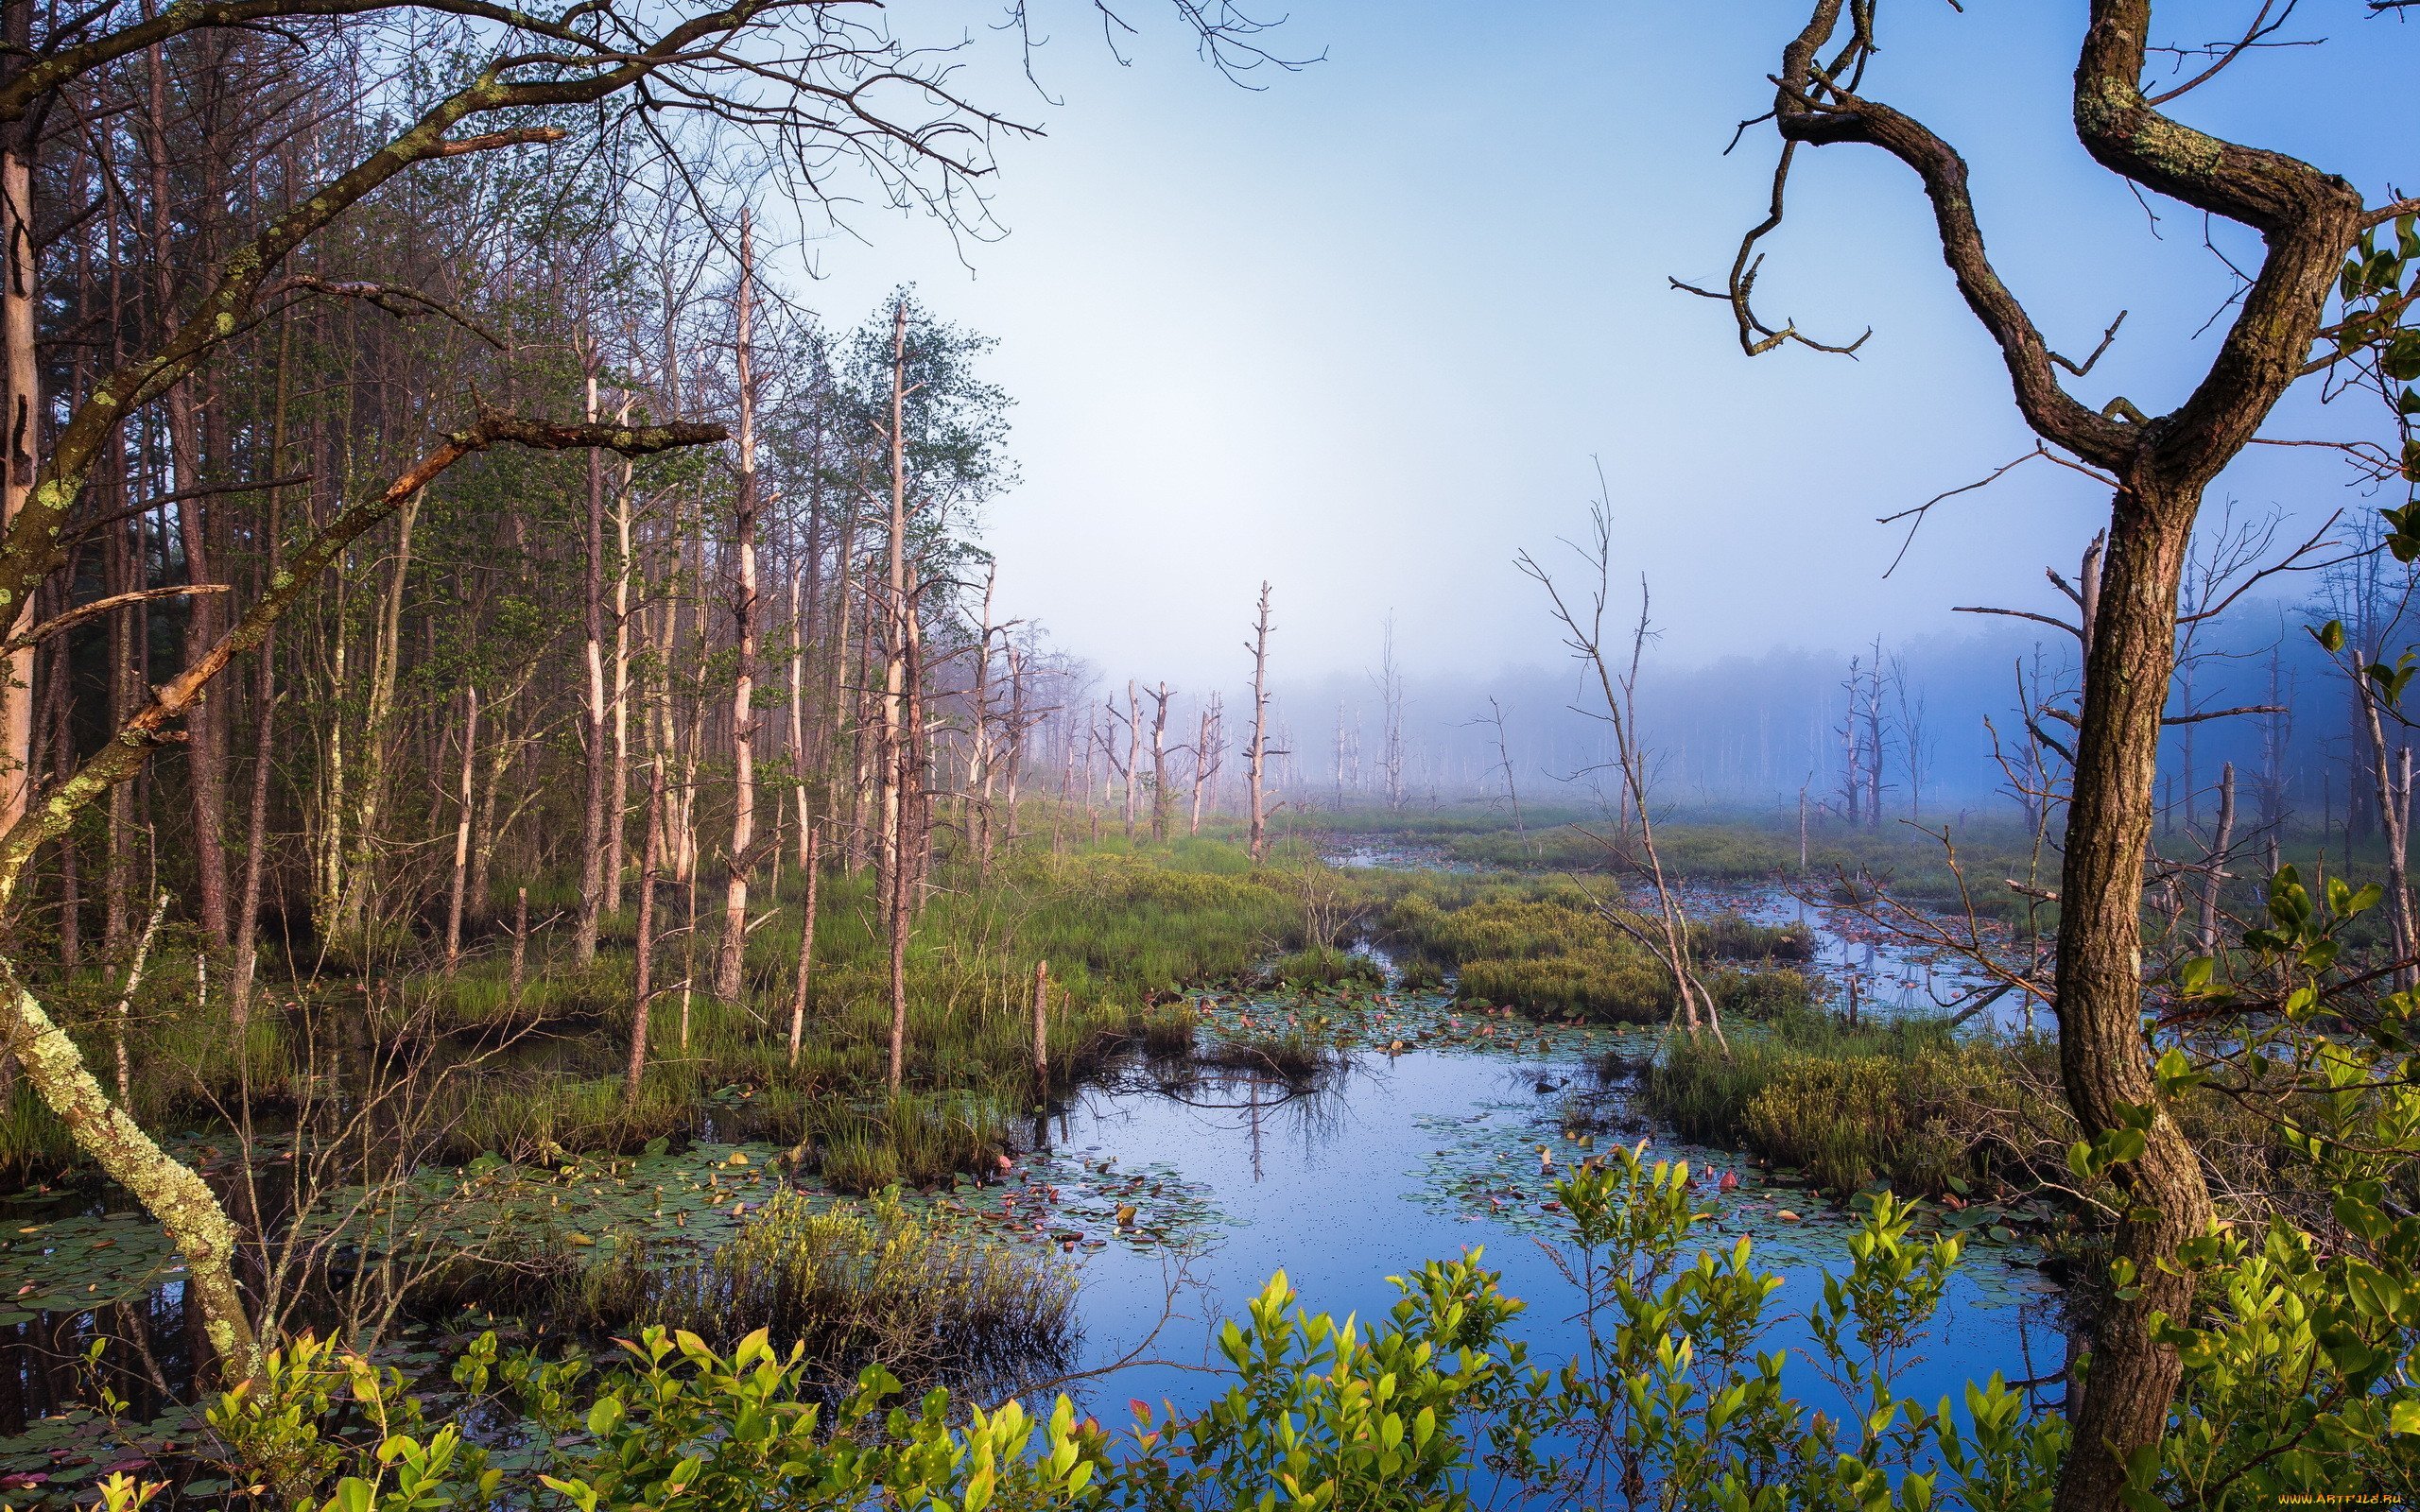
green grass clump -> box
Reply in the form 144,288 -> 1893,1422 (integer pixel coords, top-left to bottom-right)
1645,1011 -> 2069,1197
1372,876 -> 1822,1026
1132,1005 -> 1199,1058
1455,948 -> 1668,1022
581,1187 -> 1075,1390
808,1091 -> 1013,1194
1692,914 -> 1815,962
1270,946 -> 1381,989
1199,1025 -> 1337,1085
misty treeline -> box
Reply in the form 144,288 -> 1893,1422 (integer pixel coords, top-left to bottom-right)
1088,513 -> 2420,839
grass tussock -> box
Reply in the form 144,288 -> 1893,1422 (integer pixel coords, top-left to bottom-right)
1198,1024 -> 1337,1085
1644,1010 -> 2072,1197
579,1187 -> 1075,1390
1377,879 -> 1815,1025
1269,946 -> 1383,989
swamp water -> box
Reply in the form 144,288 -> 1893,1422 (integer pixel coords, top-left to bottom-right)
1037,981 -> 2071,1428
0,885 -> 2071,1500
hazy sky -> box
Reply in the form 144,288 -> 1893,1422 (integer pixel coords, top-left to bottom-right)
772,2 -> 2417,690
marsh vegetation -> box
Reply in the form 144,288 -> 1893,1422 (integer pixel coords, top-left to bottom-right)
0,1 -> 2417,1507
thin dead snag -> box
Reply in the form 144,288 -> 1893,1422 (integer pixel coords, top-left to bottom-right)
1245,582 -> 1274,862
1480,695 -> 1527,850
576,351 -> 610,966
1517,496 -> 1725,1054
787,816 -> 820,1066
443,686 -> 478,971
1691,4 -> 2388,1499
628,753 -> 666,1108
0,411 -> 721,1383
1146,679 -> 1173,842
1189,692 -> 1223,836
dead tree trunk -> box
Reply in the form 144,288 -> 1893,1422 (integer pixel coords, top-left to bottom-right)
1190,693 -> 1222,836
607,389 -> 636,916
715,214 -> 761,1004
879,301 -> 913,1092
1030,956 -> 1049,1099
787,817 -> 819,1065
1246,583 -> 1274,861
1121,679 -> 1140,842
1147,680 -> 1173,843
443,687 -> 477,971
2197,761 -> 2235,954
575,350 -> 609,966
626,755 -> 664,1108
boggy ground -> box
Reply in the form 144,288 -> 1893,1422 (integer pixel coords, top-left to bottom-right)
0,811 -> 2116,1505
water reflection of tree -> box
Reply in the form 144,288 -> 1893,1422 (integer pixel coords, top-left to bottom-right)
1086,1055 -> 1358,1182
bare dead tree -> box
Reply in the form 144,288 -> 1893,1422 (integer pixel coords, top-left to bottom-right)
1245,582 -> 1275,862
1189,691 -> 1224,836
1518,489 -> 1726,1053
1375,614 -> 1407,813
1478,695 -> 1528,849
1146,679 -> 1174,842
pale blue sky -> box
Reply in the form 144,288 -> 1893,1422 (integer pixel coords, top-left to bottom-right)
778,1 -> 2418,686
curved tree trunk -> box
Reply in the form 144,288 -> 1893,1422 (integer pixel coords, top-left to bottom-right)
2052,493 -> 2212,1508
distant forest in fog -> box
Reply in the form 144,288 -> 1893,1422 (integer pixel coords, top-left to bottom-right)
1050,580 -> 2391,836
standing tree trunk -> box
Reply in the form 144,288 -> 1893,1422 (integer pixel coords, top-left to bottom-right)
1245,583 -> 1274,861
1003,647 -> 1028,852
0,121 -> 33,840
879,300 -> 913,1091
787,817 -> 819,1065
626,755 -> 664,1108
1029,956 -> 1049,1100
788,567 -> 811,869
967,564 -> 995,871
230,325 -> 290,1025
1120,680 -> 1140,841
2197,762 -> 2236,955
443,688 -> 477,971
716,214 -> 761,1004
606,391 -> 636,917
1147,681 -> 1173,842
2354,673 -> 2416,979
575,349 -> 609,966
1699,11 -> 2375,1498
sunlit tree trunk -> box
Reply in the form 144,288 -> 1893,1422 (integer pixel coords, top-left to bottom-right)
879,301 -> 911,1090
0,117 -> 33,844
575,350 -> 608,966
443,688 -> 477,971
607,391 -> 636,916
715,215 -> 760,1003
626,755 -> 664,1108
